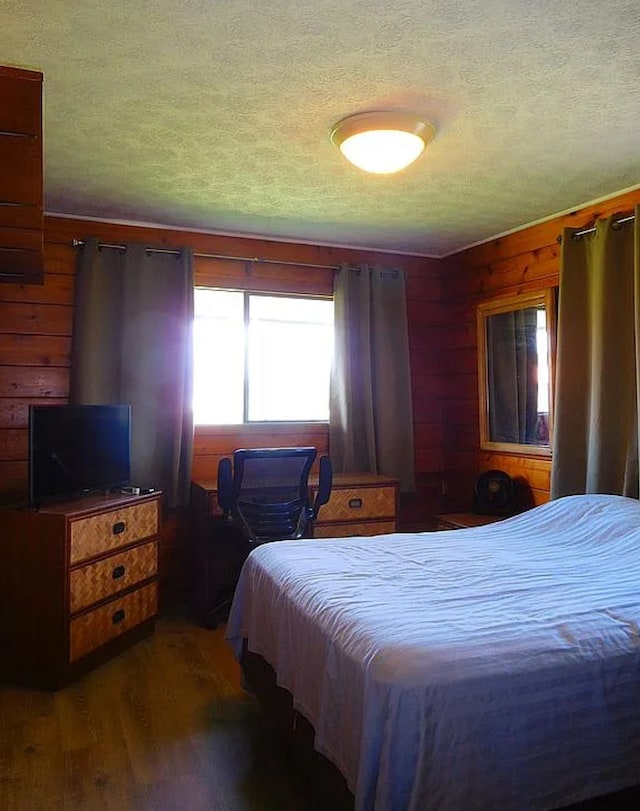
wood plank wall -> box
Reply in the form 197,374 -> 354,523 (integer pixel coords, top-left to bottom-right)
2,191 -> 638,598
441,187 -> 640,511
0,214 -> 444,600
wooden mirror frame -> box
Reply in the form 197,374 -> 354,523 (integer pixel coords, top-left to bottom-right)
477,289 -> 556,457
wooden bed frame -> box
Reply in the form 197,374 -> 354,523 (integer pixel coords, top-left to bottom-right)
240,644 -> 640,811
241,645 -> 354,810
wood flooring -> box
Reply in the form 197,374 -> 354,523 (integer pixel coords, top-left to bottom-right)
0,618 -> 308,811
4,617 -> 640,811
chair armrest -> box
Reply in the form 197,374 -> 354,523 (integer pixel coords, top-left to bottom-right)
217,457 -> 233,514
311,456 -> 333,519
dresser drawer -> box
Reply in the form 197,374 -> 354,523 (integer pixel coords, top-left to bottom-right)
70,500 -> 159,564
69,541 -> 158,613
318,486 -> 396,523
69,582 -> 157,663
314,520 -> 396,538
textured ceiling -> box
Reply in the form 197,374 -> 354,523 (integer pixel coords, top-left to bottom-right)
2,0 -> 640,256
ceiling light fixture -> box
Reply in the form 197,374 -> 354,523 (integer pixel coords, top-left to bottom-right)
331,112 -> 435,174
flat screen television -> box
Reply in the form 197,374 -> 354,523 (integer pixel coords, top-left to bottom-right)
29,404 -> 131,506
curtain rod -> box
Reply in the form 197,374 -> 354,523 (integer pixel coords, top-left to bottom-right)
557,213 -> 636,243
70,239 -> 339,271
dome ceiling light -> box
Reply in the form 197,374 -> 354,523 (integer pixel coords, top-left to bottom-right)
330,112 -> 435,174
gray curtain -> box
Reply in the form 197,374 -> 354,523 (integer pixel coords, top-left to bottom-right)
70,238 -> 194,507
487,308 -> 538,444
330,264 -> 415,492
551,208 -> 640,498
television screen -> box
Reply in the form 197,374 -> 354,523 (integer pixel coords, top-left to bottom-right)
29,404 -> 131,506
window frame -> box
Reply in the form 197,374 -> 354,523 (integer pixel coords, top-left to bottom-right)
194,286 -> 334,426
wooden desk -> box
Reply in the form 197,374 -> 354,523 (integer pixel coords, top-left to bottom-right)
190,473 -> 399,626
191,472 -> 399,538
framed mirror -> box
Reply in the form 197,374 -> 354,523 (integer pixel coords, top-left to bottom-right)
477,289 -> 556,456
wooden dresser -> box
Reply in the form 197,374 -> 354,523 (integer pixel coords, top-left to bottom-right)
0,491 -> 161,688
0,65 -> 44,284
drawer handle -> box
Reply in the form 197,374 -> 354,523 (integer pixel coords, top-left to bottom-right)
112,609 -> 126,625
348,498 -> 363,509
112,565 -> 126,580
112,521 -> 126,535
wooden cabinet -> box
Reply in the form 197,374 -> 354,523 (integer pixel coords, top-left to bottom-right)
434,512 -> 507,531
0,65 -> 44,283
0,492 -> 161,688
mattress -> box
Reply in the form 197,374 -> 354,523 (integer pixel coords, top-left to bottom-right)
226,494 -> 640,810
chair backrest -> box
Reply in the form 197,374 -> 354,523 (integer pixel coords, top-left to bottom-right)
217,447 -> 332,545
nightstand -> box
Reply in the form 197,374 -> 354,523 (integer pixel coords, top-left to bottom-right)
434,512 -> 509,531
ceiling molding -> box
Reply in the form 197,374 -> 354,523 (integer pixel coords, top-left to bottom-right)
46,211 -> 442,260
443,181 -> 640,259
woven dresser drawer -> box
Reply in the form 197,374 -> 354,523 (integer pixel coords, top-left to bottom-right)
70,500 -> 158,564
69,541 -> 158,613
314,520 -> 396,538
69,582 -> 157,663
319,486 -> 396,523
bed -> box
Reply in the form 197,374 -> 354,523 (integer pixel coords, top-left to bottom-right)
225,493 -> 640,810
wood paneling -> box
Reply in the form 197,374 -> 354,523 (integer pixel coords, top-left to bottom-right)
0,333 -> 71,366
0,213 -> 443,601
0,66 -> 44,282
441,187 -> 640,508
192,423 -> 330,482
0,302 -> 72,335
0,366 -> 69,397
1,188 -> 636,594
37,217 -> 443,509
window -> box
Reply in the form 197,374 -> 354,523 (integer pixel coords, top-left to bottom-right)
193,289 -> 334,425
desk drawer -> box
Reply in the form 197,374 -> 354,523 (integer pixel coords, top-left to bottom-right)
70,500 -> 158,564
318,486 -> 396,523
69,541 -> 158,613
314,520 -> 396,538
69,582 -> 157,663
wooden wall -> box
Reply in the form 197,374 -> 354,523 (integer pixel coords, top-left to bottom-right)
2,190 -> 639,600
192,253 -> 446,518
441,187 -> 640,511
0,214 -> 444,600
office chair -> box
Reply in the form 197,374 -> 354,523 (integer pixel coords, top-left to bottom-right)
217,446 -> 332,544
201,447 -> 332,628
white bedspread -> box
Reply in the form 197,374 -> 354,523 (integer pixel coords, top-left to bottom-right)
226,494 -> 640,810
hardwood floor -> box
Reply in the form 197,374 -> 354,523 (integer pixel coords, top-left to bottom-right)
0,618 -> 308,811
5,617 -> 639,811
